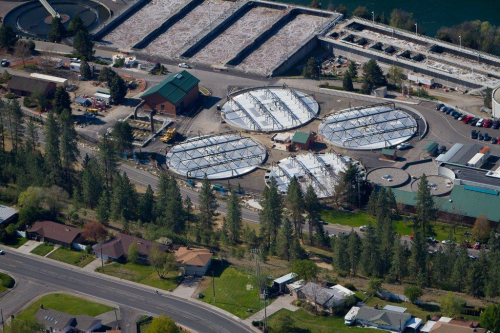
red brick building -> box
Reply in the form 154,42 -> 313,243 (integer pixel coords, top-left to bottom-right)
140,70 -> 200,115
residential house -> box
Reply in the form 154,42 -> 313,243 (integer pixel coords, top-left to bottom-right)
0,205 -> 18,225
8,75 -> 56,97
140,70 -> 200,115
175,246 -> 212,276
298,282 -> 351,313
35,308 -> 102,333
355,306 -> 415,332
429,319 -> 487,333
92,233 -> 168,262
27,221 -> 86,249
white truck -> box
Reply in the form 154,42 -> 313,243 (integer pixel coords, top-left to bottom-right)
70,62 -> 94,74
344,306 -> 360,326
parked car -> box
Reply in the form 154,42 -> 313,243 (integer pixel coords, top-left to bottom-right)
483,119 -> 493,128
462,115 -> 473,124
492,138 -> 498,144
446,108 -> 455,115
468,255 -> 477,260
436,103 -> 444,110
397,143 -> 411,150
453,112 -> 462,119
484,133 -> 491,141
458,114 -> 466,121
492,120 -> 500,129
427,237 -> 438,244
442,240 -> 454,245
471,130 -> 478,139
470,118 -> 479,126
359,225 -> 367,231
70,58 -> 81,63
437,145 -> 446,154
0,249 -> 4,255
441,106 -> 449,112
474,242 -> 481,250
328,233 -> 337,238
1,59 -> 9,67
478,133 -> 484,140
178,63 -> 191,68
476,119 -> 485,127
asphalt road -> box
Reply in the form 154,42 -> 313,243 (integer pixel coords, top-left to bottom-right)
0,250 -> 253,333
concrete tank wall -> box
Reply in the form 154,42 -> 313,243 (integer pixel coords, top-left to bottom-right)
271,35 -> 318,76
92,0 -> 148,41
493,86 -> 500,118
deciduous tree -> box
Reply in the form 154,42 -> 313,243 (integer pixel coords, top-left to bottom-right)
83,220 -> 108,243
472,214 -> 491,243
404,286 -> 423,303
291,259 -> 318,281
145,315 -> 180,333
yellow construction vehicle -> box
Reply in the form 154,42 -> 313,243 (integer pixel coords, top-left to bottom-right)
161,127 -> 177,143
88,108 -> 99,115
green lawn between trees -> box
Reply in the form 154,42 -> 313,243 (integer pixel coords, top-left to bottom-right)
96,261 -> 182,291
16,293 -> 114,320
31,243 -> 54,256
47,247 -> 95,267
200,265 -> 266,319
0,235 -> 28,248
320,210 -> 471,243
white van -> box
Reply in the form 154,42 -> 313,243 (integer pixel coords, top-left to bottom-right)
344,306 -> 360,326
476,118 -> 484,127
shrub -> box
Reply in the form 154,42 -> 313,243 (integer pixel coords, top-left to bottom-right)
251,320 -> 263,327
344,283 -> 356,291
318,310 -> 329,317
5,93 -> 16,99
303,303 -> 315,312
295,300 -> 302,307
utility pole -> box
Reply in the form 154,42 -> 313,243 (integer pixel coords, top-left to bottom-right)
212,270 -> 216,303
101,247 -> 104,270
1,308 -> 4,327
251,248 -> 266,332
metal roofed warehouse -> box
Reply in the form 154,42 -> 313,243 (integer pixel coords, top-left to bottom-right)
166,132 -> 266,179
221,86 -> 319,132
318,102 -> 417,150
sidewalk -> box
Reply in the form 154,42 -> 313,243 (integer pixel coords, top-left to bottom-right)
244,295 -> 298,324
82,258 -> 104,272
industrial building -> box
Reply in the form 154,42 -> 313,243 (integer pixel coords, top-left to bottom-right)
221,86 -> 319,132
7,75 -> 56,97
140,71 -> 200,115
318,102 -> 417,150
166,132 -> 267,179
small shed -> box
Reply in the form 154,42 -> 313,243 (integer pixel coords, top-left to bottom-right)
292,131 -> 313,150
372,86 -> 388,98
75,96 -> 91,106
273,132 -> 292,143
381,148 -> 398,160
94,92 -> 111,104
423,141 -> 439,156
273,272 -> 298,292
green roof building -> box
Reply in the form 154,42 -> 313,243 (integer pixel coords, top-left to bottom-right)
140,70 -> 200,115
292,131 -> 313,150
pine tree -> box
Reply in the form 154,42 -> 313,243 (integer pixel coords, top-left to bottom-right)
82,155 -> 103,209
409,230 -> 427,284
110,75 -> 128,104
96,189 -> 110,225
226,190 -> 242,244
5,99 -> 23,152
452,247 -> 469,292
343,71 -> 354,91
0,25 -> 18,50
162,175 -> 185,233
198,176 -> 218,244
73,30 -> 93,60
286,177 -> 304,239
44,112 -> 61,186
332,235 -> 349,274
25,119 -> 38,154
361,60 -> 387,94
467,259 -> 484,297
347,231 -> 361,276
302,57 -> 319,79
277,217 -> 293,261
111,173 -> 137,222
415,174 -> 436,235
184,196 -> 194,230
260,177 -> 283,253
390,235 -> 408,283
48,17 -> 66,43
304,185 -> 321,245
53,86 -> 71,114
360,223 -> 381,277
112,121 -> 134,155
98,133 -> 118,189
348,61 -> 358,78
138,185 -> 155,223
68,14 -> 85,35
80,60 -> 92,81
59,109 -> 79,189
367,190 -> 378,216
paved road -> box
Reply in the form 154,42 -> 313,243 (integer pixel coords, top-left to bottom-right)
0,250 -> 253,333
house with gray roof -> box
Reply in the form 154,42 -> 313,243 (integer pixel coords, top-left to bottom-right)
0,205 -> 17,225
356,306 -> 416,332
299,282 -> 351,313
35,308 -> 102,333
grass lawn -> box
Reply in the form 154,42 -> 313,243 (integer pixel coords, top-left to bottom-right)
47,248 -> 95,267
0,236 -> 28,249
137,316 -> 153,333
17,293 -> 114,320
0,272 -> 15,293
30,243 -> 54,256
268,309 -> 373,333
96,261 -> 182,291
320,210 -> 471,242
200,265 -> 264,319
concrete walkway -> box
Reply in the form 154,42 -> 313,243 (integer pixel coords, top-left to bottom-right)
16,240 -> 42,254
244,295 -> 298,324
44,245 -> 59,257
82,258 -> 105,272
172,276 -> 201,298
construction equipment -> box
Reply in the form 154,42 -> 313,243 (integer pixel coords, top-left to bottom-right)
88,108 -> 99,115
160,127 -> 177,143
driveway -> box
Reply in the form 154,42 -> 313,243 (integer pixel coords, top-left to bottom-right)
245,295 -> 298,324
16,240 -> 41,254
172,276 -> 201,299
82,258 -> 104,272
